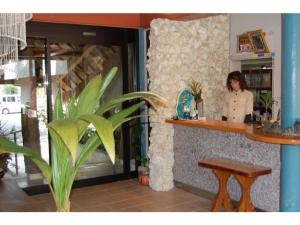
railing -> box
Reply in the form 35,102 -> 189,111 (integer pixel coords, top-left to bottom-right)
7,129 -> 22,175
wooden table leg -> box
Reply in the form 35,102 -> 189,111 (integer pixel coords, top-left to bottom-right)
211,169 -> 233,212
234,174 -> 257,212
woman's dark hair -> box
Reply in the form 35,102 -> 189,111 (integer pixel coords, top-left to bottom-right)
226,71 -> 247,91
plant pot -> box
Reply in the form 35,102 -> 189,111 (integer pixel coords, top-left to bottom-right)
262,121 -> 273,133
138,166 -> 149,177
139,176 -> 149,185
138,166 -> 150,185
197,101 -> 204,118
261,112 -> 271,122
57,200 -> 71,212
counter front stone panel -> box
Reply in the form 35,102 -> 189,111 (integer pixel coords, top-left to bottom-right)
173,125 -> 280,211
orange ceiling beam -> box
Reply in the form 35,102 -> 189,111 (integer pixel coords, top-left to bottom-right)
32,13 -> 210,28
32,13 -> 141,28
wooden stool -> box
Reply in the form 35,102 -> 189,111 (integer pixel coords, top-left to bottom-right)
198,158 -> 272,212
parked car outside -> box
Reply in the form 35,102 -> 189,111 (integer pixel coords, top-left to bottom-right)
0,95 -> 22,114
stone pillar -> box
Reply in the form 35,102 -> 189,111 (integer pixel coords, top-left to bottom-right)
147,15 -> 229,191
280,14 -> 300,211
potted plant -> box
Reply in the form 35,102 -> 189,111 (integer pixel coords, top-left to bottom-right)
259,92 -> 272,121
259,92 -> 277,132
188,79 -> 203,117
137,157 -> 149,185
0,67 -> 165,211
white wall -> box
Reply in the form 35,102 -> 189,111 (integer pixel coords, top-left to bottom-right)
230,14 -> 282,117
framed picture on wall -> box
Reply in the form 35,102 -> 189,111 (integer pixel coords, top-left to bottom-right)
247,30 -> 270,53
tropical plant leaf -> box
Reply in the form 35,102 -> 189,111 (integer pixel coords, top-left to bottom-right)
0,137 -> 52,184
75,75 -> 102,116
75,67 -> 118,117
67,95 -> 77,119
48,119 -> 79,161
110,114 -> 150,130
75,113 -> 150,171
143,97 -> 160,112
97,67 -> 118,101
76,120 -> 90,141
259,92 -> 272,111
79,115 -> 115,164
96,92 -> 166,115
188,79 -> 202,103
108,101 -> 145,128
75,133 -> 102,170
53,90 -> 64,120
49,128 -> 75,211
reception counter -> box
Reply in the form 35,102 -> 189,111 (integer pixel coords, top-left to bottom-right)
166,119 -> 284,211
166,119 -> 300,145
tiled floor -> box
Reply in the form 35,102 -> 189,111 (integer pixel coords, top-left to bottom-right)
0,178 -> 212,212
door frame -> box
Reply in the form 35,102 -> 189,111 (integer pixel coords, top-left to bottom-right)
22,22 -> 139,195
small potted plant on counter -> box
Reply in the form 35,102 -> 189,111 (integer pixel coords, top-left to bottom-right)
258,92 -> 284,135
259,92 -> 273,121
188,79 -> 203,118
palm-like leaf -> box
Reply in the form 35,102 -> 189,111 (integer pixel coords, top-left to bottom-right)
0,137 -> 52,183
76,75 -> 103,116
0,66 -> 165,212
67,96 -> 77,119
48,119 -> 79,162
49,128 -> 75,210
75,67 -> 118,117
53,90 -> 64,120
96,91 -> 166,115
79,115 -> 115,163
108,101 -> 146,128
75,132 -> 102,171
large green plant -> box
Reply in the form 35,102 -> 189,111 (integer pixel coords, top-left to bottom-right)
0,67 -> 164,212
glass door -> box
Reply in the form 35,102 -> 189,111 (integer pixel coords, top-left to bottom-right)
0,37 -> 49,188
1,23 -> 141,193
49,43 -> 125,180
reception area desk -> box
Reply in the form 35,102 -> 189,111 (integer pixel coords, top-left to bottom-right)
165,119 -> 294,211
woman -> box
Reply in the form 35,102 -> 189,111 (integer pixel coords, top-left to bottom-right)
222,71 -> 253,123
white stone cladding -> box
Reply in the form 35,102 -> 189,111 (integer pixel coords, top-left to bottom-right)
147,15 -> 230,191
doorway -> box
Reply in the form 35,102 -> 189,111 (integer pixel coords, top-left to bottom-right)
1,22 -> 142,194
